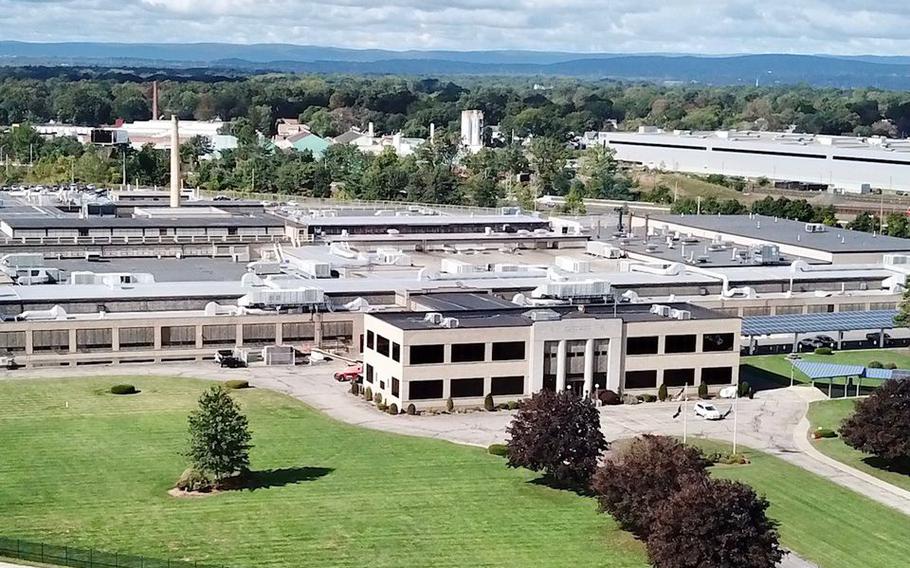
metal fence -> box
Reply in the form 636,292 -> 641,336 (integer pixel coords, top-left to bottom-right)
0,537 -> 229,568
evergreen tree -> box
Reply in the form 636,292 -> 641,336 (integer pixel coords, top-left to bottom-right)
186,385 -> 253,483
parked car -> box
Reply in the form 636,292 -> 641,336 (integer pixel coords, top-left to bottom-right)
214,349 -> 246,368
694,401 -> 722,420
798,338 -> 821,352
334,364 -> 363,382
815,335 -> 836,346
866,332 -> 892,345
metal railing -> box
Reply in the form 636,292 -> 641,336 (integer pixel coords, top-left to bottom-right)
0,536 -> 229,568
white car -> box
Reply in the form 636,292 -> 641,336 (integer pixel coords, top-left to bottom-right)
694,401 -> 722,420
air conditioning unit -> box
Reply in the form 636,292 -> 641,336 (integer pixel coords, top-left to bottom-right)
440,317 -> 460,328
424,312 -> 444,325
804,223 -> 826,233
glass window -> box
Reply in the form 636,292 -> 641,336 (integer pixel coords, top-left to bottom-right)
702,333 -> 735,352
409,379 -> 443,400
366,330 -> 375,350
491,376 -> 524,396
450,378 -> 484,398
702,367 -> 733,385
451,343 -> 485,363
410,344 -> 444,365
376,335 -> 390,357
392,378 -> 400,397
625,370 -> 657,389
665,334 -> 697,354
626,336 -> 658,355
391,342 -> 401,362
664,368 -> 695,387
492,341 -> 525,361
365,363 -> 373,383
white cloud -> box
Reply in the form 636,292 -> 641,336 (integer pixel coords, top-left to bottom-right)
2,0 -> 910,54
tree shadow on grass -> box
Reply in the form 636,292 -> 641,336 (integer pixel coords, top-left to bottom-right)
243,467 -> 334,491
739,364 -> 792,392
528,475 -> 594,498
862,456 -> 910,477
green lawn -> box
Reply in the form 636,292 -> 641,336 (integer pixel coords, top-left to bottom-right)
742,349 -> 910,389
807,399 -> 910,493
693,440 -> 910,568
0,377 -> 645,568
1,377 -> 909,568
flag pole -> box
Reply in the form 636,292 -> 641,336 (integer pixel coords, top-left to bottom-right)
683,384 -> 688,443
732,393 -> 738,454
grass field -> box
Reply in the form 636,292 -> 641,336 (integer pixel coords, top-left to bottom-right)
807,399 -> 910,493
741,349 -> 910,389
0,376 -> 645,568
633,171 -> 745,201
1,377 -> 909,568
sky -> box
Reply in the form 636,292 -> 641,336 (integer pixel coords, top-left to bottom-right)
3,0 -> 910,55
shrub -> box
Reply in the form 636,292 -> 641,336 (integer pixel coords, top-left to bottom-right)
507,390 -> 607,486
497,402 -> 510,410
484,393 -> 495,411
706,451 -> 750,465
224,379 -> 249,390
646,477 -> 782,568
812,428 -> 838,439
657,383 -> 668,402
373,392 -> 383,404
350,382 -> 360,396
885,362 -> 898,370
488,443 -> 509,457
593,435 -> 709,537
175,467 -> 213,493
364,387 -> 373,401
445,397 -> 454,412
507,401 -> 519,410
814,347 -> 833,355
406,403 -> 417,415
737,381 -> 751,398
110,384 -> 137,395
841,379 -> 910,461
387,403 -> 398,415
698,382 -> 709,399
599,389 -> 621,405
641,394 -> 657,403
867,360 -> 883,369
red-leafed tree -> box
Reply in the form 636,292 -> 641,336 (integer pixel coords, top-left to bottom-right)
506,390 -> 607,487
591,435 -> 709,537
840,378 -> 910,463
646,476 -> 783,568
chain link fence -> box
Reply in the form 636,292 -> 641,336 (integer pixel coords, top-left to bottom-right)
0,537 -> 228,568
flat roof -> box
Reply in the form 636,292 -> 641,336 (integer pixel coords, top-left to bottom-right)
48,257 -> 251,282
293,214 -> 547,227
651,215 -> 910,254
0,213 -> 286,229
372,302 -> 732,331
410,292 -> 520,311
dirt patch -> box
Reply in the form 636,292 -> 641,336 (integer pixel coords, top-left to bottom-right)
167,487 -> 220,499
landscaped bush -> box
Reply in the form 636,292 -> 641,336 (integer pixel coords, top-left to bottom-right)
224,379 -> 249,390
812,428 -> 838,439
507,401 -> 519,410
599,389 -> 621,405
364,387 -> 373,401
484,393 -> 495,411
640,394 -> 657,403
350,382 -> 360,396
445,397 -> 454,412
497,402 -> 510,410
373,392 -> 383,404
387,403 -> 398,415
868,360 -> 883,369
814,347 -> 833,355
705,451 -> 750,465
737,381 -> 751,398
657,383 -> 668,402
377,400 -> 388,412
406,403 -> 417,415
885,362 -> 898,370
488,443 -> 509,457
698,382 -> 709,399
110,384 -> 137,395
175,467 -> 213,493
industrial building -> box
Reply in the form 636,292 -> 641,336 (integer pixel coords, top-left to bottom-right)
593,127 -> 910,193
362,298 -> 739,410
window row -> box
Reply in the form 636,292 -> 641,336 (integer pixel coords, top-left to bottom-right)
408,341 -> 526,365
408,376 -> 526,400
623,366 -> 733,389
366,330 -> 401,362
626,333 -> 735,355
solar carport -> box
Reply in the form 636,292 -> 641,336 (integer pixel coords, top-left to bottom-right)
790,359 -> 909,397
742,310 -> 899,355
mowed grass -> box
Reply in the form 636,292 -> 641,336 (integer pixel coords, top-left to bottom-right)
807,399 -> 910,493
0,377 -> 646,568
742,349 -> 910,388
693,440 -> 910,568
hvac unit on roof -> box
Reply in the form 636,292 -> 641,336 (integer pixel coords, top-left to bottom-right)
440,317 -> 460,329
649,304 -> 672,317
804,223 -> 826,233
670,308 -> 692,320
424,312 -> 444,325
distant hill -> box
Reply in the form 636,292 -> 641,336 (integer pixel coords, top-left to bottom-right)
3,42 -> 910,89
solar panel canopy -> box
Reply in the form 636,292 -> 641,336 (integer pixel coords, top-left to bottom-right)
742,310 -> 899,336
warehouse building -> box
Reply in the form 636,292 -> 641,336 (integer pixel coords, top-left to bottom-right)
596,127 -> 910,193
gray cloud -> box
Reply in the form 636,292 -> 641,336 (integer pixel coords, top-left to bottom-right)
2,0 -> 910,54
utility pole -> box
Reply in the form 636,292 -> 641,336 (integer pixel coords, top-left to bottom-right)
121,151 -> 127,191
732,393 -> 738,454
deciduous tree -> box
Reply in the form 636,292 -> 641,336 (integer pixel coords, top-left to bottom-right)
186,385 -> 253,483
840,378 -> 910,463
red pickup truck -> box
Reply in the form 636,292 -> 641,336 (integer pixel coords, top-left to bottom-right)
333,364 -> 363,382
